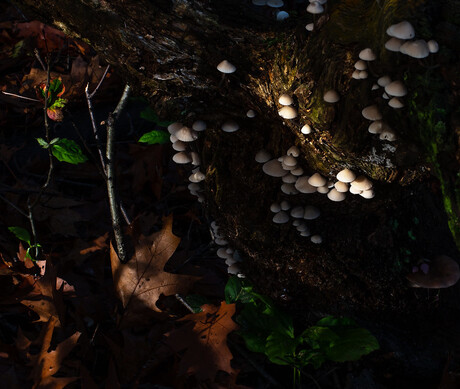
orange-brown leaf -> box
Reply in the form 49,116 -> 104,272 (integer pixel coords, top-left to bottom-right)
31,317 -> 80,389
164,301 -> 238,382
110,215 -> 198,324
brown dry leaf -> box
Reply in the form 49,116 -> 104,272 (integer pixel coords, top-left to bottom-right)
164,301 -> 238,382
31,317 -> 80,389
80,233 -> 109,255
20,261 -> 64,326
15,21 -> 66,52
110,215 -> 198,324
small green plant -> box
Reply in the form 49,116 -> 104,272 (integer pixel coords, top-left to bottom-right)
138,106 -> 171,145
8,226 -> 41,260
36,137 -> 88,164
225,276 -> 379,381
38,78 -> 67,121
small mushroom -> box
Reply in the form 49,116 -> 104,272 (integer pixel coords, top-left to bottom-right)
273,211 -> 289,224
278,106 -> 298,119
246,109 -> 256,118
407,255 -> 460,288
385,80 -> 407,97
255,149 -> 272,163
400,40 -> 430,58
221,120 -> 239,133
192,120 -> 207,132
323,90 -> 340,103
327,188 -> 346,202
308,173 -> 327,187
304,205 -> 320,220
362,105 -> 382,121
176,126 -> 198,142
386,21 -> 415,39
336,168 -> 356,183
301,124 -> 312,134
310,235 -> 322,244
279,94 -> 294,106
172,151 -> 192,164
263,159 -> 287,177
385,37 -> 404,52
359,48 -> 376,61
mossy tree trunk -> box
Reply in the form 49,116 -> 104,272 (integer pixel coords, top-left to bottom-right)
15,0 -> 460,322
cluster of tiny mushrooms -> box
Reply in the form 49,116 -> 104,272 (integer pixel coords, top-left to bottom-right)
165,3 -> 460,287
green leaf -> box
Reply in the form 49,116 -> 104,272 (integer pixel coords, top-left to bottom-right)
265,331 -> 297,365
225,276 -> 255,304
301,326 -> 339,350
316,316 -> 356,328
325,328 -> 379,362
49,97 -> 67,110
8,226 -> 31,244
239,330 -> 268,354
36,137 -> 49,149
140,107 -> 172,127
50,138 -> 88,164
138,130 -> 170,145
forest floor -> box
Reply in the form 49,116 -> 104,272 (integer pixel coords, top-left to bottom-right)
0,3 -> 460,389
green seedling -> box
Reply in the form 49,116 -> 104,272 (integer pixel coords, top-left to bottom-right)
8,226 -> 41,261
225,276 -> 379,386
37,137 -> 88,164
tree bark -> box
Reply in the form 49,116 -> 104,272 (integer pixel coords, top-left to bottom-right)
15,0 -> 460,336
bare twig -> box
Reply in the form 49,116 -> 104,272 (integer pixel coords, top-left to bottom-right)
0,194 -> 28,218
113,84 -> 131,120
1,91 -> 40,102
88,65 -> 110,99
175,294 -> 195,313
27,199 -> 39,258
34,48 -> 46,71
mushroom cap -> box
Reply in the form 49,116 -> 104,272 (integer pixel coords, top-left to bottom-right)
301,124 -> 312,134
310,235 -> 322,244
255,149 -> 272,163
385,81 -> 407,97
167,122 -> 183,135
278,106 -> 298,119
308,173 -> 327,187
388,97 -> 404,109
282,173 -> 297,184
304,205 -> 320,220
385,37 -> 404,52
334,181 -> 349,193
354,60 -> 367,70
217,248 -> 230,259
400,40 -> 430,58
382,92 -> 390,100
349,186 -> 362,195
327,188 -> 346,202
377,75 -> 391,87
280,200 -> 291,211
379,128 -> 397,141
359,48 -> 376,61
189,170 -> 205,183
386,21 -> 415,39
283,155 -> 297,167
307,1 -> 324,14
351,176 -> 373,191
273,211 -> 290,224
352,70 -> 361,80
246,109 -> 256,118
267,0 -> 284,7
305,23 -> 314,32
295,176 -> 317,193
192,120 -> 207,132
279,94 -> 294,106
287,146 -> 300,157
227,264 -> 241,275
176,126 -> 198,142
263,159 -> 288,177
172,151 -> 192,164
296,223 -> 309,233
276,11 -> 290,21
291,167 -> 304,176
368,120 -> 383,134
281,183 -> 298,195
336,168 -> 356,183
170,134 -> 178,143
362,105 -> 382,121
317,186 -> 329,194
371,83 -> 379,90
323,90 -> 340,103
358,70 -> 368,79
221,120 -> 239,133
300,230 -> 311,237
407,255 -> 460,288
360,189 -> 375,199
172,140 -> 187,151
217,60 -> 236,74
270,202 -> 281,213
427,40 -> 439,53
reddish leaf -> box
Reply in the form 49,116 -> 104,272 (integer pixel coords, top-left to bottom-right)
164,301 -> 239,382
110,215 -> 198,325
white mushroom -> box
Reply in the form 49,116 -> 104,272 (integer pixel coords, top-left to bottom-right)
263,159 -> 287,177
279,94 -> 294,106
307,1 -> 324,14
304,205 -> 320,220
362,105 -> 382,121
368,121 -> 383,134
305,23 -> 314,32
351,176 -> 372,191
400,40 -> 430,58
310,235 -> 322,244
270,203 -> 281,213
280,200 -> 291,211
287,146 -> 300,157
246,109 -> 256,118
217,60 -> 236,74
360,189 -> 375,199
388,98 -> 404,109
385,37 -> 404,52
192,120 -> 207,132
172,140 -> 187,151
255,149 -> 271,163
301,124 -> 312,134
221,120 -> 239,133
308,173 -> 327,187
276,11 -> 289,21
336,168 -> 356,183
323,90 -> 340,103
291,206 -> 304,218
176,126 -> 198,142
377,76 -> 391,87
295,176 -> 317,193
359,48 -> 376,61
317,186 -> 329,194
427,40 -> 439,53
273,211 -> 289,224
327,188 -> 346,202
281,183 -> 298,195
278,106 -> 298,119
354,60 -> 367,70
334,181 -> 349,193
282,174 -> 297,184
386,21 -> 415,39
172,152 -> 192,164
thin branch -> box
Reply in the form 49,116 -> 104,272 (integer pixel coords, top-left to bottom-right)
1,91 -> 40,102
113,84 -> 131,120
34,48 -> 46,71
0,194 -> 28,218
88,65 -> 110,99
27,199 -> 39,259
106,113 -> 128,263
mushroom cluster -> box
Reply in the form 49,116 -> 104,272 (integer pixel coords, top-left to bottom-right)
211,221 -> 244,276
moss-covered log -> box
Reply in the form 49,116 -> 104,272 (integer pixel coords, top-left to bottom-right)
15,0 -> 460,372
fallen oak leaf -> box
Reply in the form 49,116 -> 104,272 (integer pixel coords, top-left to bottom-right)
110,215 -> 199,325
164,301 -> 239,382
31,316 -> 81,389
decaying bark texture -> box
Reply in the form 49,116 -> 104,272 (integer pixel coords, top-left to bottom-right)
16,0 -> 460,327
